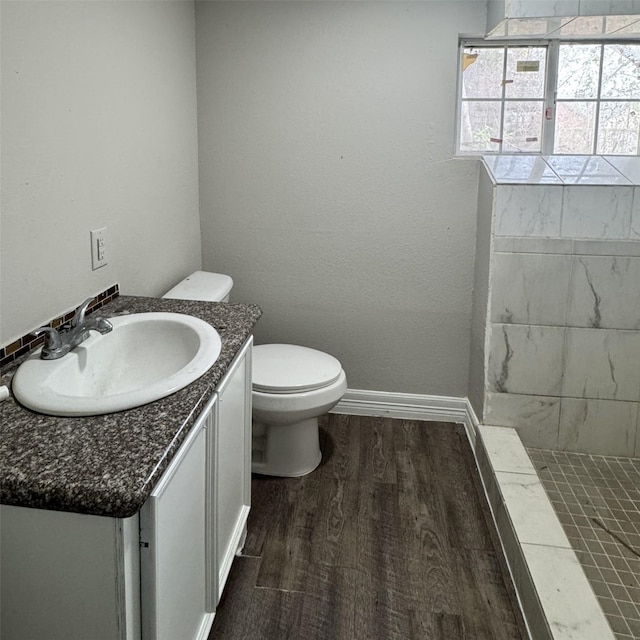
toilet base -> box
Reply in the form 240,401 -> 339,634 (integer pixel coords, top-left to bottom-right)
251,417 -> 321,477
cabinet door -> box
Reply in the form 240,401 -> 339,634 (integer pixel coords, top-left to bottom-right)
212,337 -> 252,602
139,395 -> 216,640
0,507 -> 139,640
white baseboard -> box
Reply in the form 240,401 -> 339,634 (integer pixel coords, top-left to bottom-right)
331,389 -> 480,448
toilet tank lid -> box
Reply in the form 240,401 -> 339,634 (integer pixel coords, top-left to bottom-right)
163,271 -> 233,302
253,344 -> 343,394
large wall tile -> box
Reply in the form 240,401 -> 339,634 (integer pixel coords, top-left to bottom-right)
632,187 -> 640,239
567,256 -> 640,330
488,324 -> 565,396
490,253 -> 571,325
573,239 -> 640,257
562,328 -> 640,401
493,237 -> 573,254
484,392 -> 560,449
636,408 -> 640,458
494,185 -> 563,237
561,186 -> 633,239
558,398 -> 638,456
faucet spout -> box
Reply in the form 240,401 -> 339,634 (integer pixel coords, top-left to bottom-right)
71,297 -> 94,328
83,316 -> 113,335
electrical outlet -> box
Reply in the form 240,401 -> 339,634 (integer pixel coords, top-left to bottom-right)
90,227 -> 108,270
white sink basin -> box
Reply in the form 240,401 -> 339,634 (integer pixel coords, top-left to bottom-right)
12,312 -> 222,416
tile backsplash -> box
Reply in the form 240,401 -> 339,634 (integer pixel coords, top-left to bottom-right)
0,284 -> 119,370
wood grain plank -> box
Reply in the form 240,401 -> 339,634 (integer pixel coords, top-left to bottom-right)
243,475 -> 289,556
408,611 -> 466,640
254,472 -> 321,590
310,414 -> 360,567
241,587 -> 303,640
422,422 -> 493,551
354,562 -> 414,640
207,556 -> 260,639
452,547 -> 523,640
359,416 -> 398,484
356,482 -> 430,637
298,564 -> 358,640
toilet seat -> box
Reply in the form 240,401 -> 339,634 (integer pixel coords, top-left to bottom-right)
253,344 -> 342,394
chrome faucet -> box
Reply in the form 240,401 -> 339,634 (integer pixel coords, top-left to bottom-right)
34,298 -> 113,360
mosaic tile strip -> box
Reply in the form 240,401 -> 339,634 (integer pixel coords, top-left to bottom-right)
528,448 -> 640,640
0,284 -> 119,370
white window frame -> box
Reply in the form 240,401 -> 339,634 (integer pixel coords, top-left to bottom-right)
455,38 -> 639,156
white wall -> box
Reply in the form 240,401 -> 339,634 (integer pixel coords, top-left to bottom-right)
196,1 -> 485,396
1,0 -> 201,345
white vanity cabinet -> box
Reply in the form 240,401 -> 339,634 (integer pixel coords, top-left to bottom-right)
0,337 -> 253,640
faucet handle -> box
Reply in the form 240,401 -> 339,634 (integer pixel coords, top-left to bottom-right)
71,297 -> 95,327
33,326 -> 71,360
33,326 -> 62,351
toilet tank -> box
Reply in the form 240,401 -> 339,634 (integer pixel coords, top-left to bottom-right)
163,271 -> 233,303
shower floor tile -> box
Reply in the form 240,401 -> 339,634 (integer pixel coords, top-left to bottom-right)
528,448 -> 640,640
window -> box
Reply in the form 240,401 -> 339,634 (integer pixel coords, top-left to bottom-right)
456,41 -> 640,156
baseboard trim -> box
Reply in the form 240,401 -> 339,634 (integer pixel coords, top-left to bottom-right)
331,389 -> 480,448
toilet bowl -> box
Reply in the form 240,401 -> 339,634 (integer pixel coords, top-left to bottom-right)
163,271 -> 347,477
252,344 -> 347,476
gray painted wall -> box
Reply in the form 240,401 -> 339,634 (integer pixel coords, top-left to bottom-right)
1,1 -> 201,345
196,1 -> 485,396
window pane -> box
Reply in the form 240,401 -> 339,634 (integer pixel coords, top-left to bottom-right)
597,102 -> 640,155
459,101 -> 502,152
554,101 -> 596,154
461,47 -> 504,99
502,101 -> 543,152
557,44 -> 601,99
601,44 -> 640,99
505,47 -> 547,99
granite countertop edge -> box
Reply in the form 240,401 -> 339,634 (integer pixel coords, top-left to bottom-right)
0,295 -> 262,519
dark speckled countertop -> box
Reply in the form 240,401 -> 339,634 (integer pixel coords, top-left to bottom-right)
0,296 -> 261,519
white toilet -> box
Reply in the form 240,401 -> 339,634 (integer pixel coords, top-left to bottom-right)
163,271 -> 347,477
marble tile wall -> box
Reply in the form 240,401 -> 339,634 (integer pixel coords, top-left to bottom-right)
478,156 -> 640,457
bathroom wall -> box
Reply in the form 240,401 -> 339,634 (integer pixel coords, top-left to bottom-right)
0,0 -> 202,346
195,1 -> 485,396
473,155 -> 640,457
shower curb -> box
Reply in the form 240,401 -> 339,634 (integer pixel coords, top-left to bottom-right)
474,423 -> 616,640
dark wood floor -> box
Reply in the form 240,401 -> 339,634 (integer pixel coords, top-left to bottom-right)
208,415 -> 527,640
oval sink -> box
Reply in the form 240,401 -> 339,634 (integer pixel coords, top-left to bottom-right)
12,312 -> 222,416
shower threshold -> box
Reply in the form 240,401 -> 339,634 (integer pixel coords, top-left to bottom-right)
475,424 -> 615,640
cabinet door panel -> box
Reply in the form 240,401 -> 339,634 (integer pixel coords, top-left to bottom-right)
215,338 -> 252,599
140,397 -> 215,640
0,506 -> 137,640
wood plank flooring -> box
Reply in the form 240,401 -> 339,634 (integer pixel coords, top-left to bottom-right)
208,415 -> 527,640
